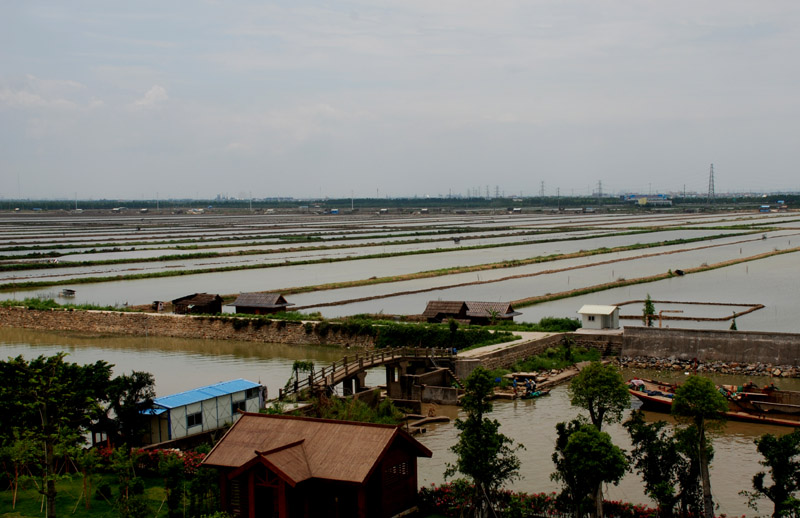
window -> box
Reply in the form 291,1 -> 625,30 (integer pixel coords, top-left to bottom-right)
588,315 -> 595,321
187,411 -> 202,428
232,400 -> 246,414
384,461 -> 410,485
245,387 -> 259,399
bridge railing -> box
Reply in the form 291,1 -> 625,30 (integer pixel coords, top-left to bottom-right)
278,347 -> 454,400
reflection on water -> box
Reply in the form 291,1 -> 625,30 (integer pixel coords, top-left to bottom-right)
1,326 -> 788,515
0,327 -> 352,398
416,382 -> 781,516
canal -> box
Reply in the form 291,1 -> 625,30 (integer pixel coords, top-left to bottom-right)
1,326 -> 790,515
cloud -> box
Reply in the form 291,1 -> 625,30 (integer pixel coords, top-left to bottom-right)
133,85 -> 168,108
0,75 -> 86,110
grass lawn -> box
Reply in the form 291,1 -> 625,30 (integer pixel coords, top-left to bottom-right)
1,475 -> 166,518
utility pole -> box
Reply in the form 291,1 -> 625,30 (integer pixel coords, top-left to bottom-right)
707,163 -> 715,205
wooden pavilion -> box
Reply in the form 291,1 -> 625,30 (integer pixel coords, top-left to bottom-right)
202,413 -> 432,518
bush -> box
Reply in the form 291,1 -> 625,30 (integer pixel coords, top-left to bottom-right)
374,322 -> 514,350
512,345 -> 600,372
231,318 -> 250,330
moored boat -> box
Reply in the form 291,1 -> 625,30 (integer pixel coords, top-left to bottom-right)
627,378 -> 800,428
517,388 -> 551,400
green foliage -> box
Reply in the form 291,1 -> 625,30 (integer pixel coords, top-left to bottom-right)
231,318 -> 250,330
512,345 -> 600,373
101,371 -> 156,447
568,362 -> 630,431
0,353 -> 114,518
671,375 -> 729,518
491,316 -> 582,333
375,321 -> 515,350
671,376 -> 728,426
446,367 -> 523,515
551,419 -> 628,518
741,430 -> 800,517
0,297 -> 133,312
624,410 -> 704,518
643,294 -> 656,327
314,394 -> 404,425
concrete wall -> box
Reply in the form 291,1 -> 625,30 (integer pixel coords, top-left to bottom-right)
0,307 -> 375,348
623,327 -> 800,365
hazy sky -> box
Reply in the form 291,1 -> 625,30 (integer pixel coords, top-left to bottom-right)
2,1 -> 799,200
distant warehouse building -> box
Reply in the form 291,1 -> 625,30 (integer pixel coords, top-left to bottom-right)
145,379 -> 264,445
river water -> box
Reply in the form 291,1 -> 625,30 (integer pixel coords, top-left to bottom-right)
0,326 -> 791,516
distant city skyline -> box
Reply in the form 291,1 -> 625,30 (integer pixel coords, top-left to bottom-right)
2,2 -> 799,199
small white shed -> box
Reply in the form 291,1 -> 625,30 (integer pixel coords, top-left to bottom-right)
578,305 -> 620,330
145,379 -> 264,444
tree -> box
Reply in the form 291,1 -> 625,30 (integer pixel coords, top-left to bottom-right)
102,371 -> 156,447
741,430 -> 800,517
671,375 -> 728,518
569,362 -> 630,432
445,366 -> 523,517
568,362 -> 630,515
624,410 -> 702,518
643,294 -> 656,326
551,419 -> 628,518
0,353 -> 113,518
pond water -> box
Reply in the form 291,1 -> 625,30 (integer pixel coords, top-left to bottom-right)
0,326 -> 788,516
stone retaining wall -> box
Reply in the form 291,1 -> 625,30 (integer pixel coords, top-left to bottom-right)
623,326 -> 800,365
477,334 -> 566,371
474,332 -> 624,372
0,307 -> 375,348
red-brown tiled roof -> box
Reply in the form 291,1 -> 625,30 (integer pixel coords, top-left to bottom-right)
202,413 -> 431,485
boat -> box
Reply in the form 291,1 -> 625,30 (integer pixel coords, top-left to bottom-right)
517,388 -> 551,400
628,378 -> 800,428
721,382 -> 800,416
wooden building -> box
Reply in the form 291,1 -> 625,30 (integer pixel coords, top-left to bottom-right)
144,379 -> 263,444
422,300 -> 521,325
171,293 -> 223,315
228,292 -> 294,315
202,413 -> 432,518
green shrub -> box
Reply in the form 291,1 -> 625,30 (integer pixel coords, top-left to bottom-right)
231,318 -> 250,330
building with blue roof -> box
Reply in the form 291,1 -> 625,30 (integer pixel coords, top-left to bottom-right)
146,379 -> 264,444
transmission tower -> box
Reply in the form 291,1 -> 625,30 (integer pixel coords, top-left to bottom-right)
707,163 -> 715,204
539,181 -> 545,197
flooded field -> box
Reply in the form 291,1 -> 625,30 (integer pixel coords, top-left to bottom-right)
0,326 -> 790,516
1,210 -> 798,332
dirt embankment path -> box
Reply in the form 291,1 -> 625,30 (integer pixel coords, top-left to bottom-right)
287,236 -> 800,311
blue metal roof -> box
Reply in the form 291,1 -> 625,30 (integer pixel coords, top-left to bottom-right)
152,379 -> 260,409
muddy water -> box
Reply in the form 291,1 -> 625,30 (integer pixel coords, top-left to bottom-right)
0,326 -> 790,515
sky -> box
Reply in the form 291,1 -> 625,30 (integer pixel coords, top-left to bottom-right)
2,1 -> 800,200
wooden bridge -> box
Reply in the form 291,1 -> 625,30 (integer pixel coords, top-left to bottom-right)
278,347 -> 456,400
